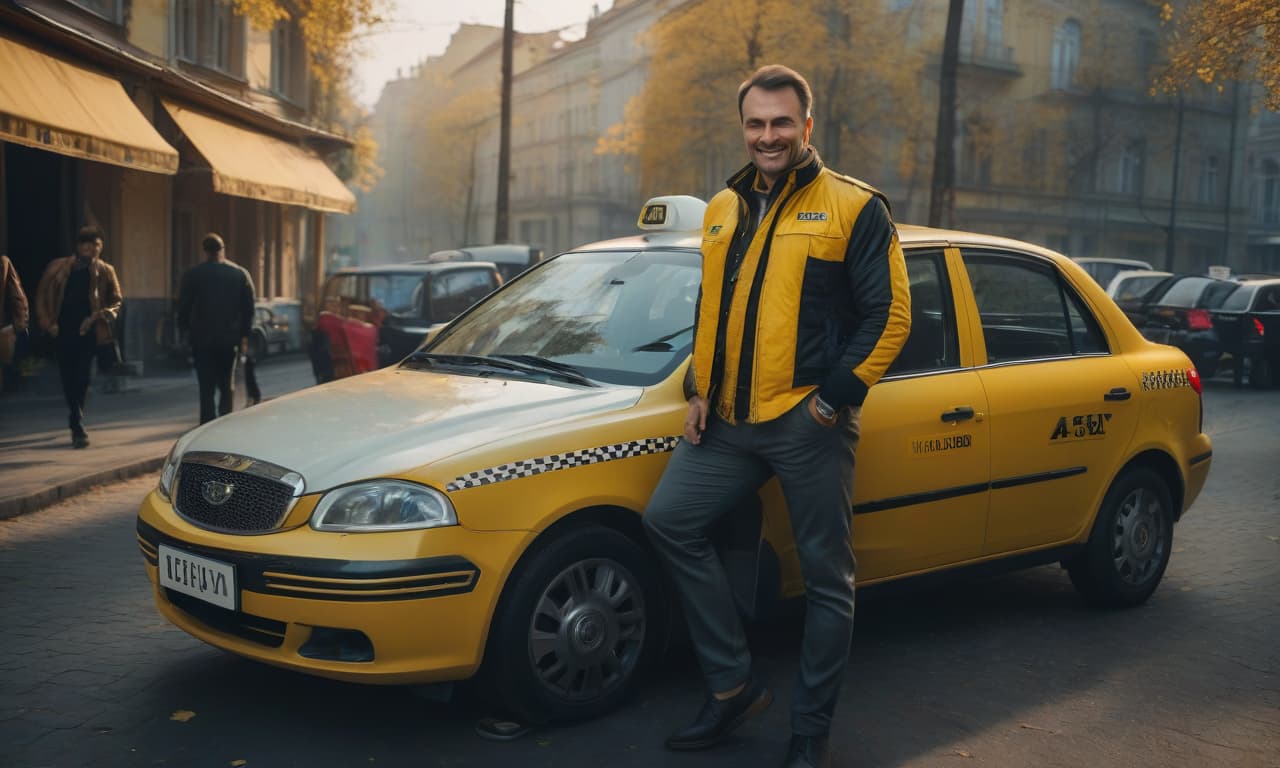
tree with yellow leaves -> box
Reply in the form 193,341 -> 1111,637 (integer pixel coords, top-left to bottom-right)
597,0 -> 929,201
1157,0 -> 1280,110
232,0 -> 386,192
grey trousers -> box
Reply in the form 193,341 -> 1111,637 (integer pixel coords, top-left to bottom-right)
643,395 -> 860,737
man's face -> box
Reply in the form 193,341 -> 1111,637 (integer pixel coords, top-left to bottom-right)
741,86 -> 813,188
76,238 -> 103,260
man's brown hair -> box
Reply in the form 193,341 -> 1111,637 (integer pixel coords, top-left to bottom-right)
201,233 -> 225,255
737,64 -> 813,119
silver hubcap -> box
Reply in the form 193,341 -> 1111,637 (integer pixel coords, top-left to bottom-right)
528,558 -> 646,701
1111,486 -> 1166,586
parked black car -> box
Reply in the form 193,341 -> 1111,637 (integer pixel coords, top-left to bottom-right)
1136,274 -> 1238,377
250,302 -> 291,359
1211,278 -> 1280,389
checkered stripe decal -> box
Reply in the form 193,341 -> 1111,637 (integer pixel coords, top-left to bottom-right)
445,436 -> 680,492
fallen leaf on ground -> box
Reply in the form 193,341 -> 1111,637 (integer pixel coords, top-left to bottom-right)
169,710 -> 196,722
1019,723 -> 1055,733
230,761 -> 247,767
953,749 -> 974,758
1267,536 -> 1278,542
1180,586 -> 1193,591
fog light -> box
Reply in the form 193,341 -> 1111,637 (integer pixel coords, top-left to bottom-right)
299,627 -> 374,662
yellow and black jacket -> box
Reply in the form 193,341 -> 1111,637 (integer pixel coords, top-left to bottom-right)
692,151 -> 911,424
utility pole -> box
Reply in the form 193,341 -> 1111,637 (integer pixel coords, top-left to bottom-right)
929,0 -> 963,228
1164,94 -> 1184,272
494,0 -> 514,243
1223,81 -> 1240,266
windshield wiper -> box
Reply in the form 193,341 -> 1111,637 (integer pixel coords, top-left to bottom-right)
632,324 -> 695,352
492,354 -> 596,386
405,351 -> 595,387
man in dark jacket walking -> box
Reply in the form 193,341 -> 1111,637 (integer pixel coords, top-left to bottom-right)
177,233 -> 255,424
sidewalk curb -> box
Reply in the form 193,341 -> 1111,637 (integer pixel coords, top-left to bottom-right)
0,455 -> 165,521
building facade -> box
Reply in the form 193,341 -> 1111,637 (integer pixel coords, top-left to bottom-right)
0,0 -> 354,382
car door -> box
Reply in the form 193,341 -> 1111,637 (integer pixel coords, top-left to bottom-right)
821,248 -> 991,582
960,248 -> 1141,555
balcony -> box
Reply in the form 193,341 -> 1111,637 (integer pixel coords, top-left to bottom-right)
959,41 -> 1022,78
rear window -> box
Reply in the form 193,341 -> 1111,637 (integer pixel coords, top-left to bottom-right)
1199,280 -> 1238,308
1219,285 -> 1257,312
1153,277 -> 1212,308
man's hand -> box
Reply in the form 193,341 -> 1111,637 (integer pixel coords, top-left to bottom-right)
684,395 -> 709,445
79,316 -> 94,336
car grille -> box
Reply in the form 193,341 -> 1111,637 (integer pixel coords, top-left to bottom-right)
175,462 -> 294,533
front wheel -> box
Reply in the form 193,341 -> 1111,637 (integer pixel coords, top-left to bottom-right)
484,526 -> 664,724
1067,467 -> 1174,608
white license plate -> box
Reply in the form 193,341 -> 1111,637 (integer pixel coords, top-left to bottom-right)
158,544 -> 237,611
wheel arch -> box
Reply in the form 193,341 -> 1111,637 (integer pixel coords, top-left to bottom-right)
1115,449 -> 1185,522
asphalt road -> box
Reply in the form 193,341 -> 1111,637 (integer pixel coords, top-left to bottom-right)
1,380 -> 1277,768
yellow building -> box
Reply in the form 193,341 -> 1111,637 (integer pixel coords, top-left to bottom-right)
0,0 -> 355,375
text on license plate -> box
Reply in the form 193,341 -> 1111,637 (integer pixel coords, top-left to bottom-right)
158,544 -> 237,611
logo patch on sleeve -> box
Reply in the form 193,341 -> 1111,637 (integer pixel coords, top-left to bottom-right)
797,212 -> 828,221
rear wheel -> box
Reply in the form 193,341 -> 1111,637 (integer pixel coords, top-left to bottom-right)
1067,467 -> 1174,608
484,526 -> 663,724
1249,355 -> 1274,389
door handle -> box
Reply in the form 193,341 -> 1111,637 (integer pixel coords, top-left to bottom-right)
941,406 -> 975,422
1104,387 -> 1131,402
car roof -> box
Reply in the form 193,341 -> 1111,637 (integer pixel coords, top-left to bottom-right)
569,223 -> 1077,262
330,261 -> 499,276
1234,277 -> 1280,286
1070,257 -> 1154,268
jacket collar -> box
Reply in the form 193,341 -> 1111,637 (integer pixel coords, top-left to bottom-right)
727,147 -> 823,198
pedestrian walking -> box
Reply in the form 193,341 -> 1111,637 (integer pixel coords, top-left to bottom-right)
33,226 -> 124,448
177,233 -> 255,424
641,65 -> 911,768
1,253 -> 31,389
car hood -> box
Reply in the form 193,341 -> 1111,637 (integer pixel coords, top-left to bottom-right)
177,368 -> 643,493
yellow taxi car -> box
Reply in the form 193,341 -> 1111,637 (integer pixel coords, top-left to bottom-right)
137,196 -> 1212,724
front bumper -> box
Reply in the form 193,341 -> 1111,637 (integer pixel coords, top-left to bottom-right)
136,490 -> 531,685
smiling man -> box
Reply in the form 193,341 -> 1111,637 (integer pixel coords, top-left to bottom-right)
642,64 -> 911,768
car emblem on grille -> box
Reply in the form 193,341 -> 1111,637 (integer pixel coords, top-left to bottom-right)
201,481 -> 236,506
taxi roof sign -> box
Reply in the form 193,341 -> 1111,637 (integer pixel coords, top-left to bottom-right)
637,195 -> 706,232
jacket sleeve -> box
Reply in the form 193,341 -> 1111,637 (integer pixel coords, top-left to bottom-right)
96,263 -> 123,323
817,197 -> 911,409
239,269 -> 256,340
3,257 -> 29,330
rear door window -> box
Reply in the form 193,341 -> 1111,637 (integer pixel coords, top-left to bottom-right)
885,249 -> 960,375
964,250 -> 1108,363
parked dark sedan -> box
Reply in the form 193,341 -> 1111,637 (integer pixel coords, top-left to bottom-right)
250,303 -> 291,359
1136,274 -> 1238,377
1211,278 -> 1280,388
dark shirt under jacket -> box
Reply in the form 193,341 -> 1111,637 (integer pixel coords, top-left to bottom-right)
177,260 -> 256,349
57,263 -> 92,338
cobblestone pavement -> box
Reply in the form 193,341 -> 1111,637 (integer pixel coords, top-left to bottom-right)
1,381 -> 1276,768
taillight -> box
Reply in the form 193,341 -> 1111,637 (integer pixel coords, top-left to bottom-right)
1253,318 -> 1265,337
1187,367 -> 1202,395
1186,309 -> 1213,330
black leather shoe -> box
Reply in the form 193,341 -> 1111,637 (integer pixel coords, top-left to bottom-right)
72,432 -> 89,449
664,679 -> 773,751
781,734 -> 831,768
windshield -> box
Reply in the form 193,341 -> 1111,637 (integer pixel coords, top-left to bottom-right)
423,249 -> 701,386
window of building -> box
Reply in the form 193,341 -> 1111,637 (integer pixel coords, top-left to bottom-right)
175,0 -> 243,77
1117,140 -> 1144,196
1051,19 -> 1081,90
1261,158 -> 1280,224
1199,155 -> 1219,204
271,20 -> 306,102
959,119 -> 992,186
959,0 -> 977,58
1023,129 -> 1047,185
984,0 -> 1005,60
69,0 -> 121,22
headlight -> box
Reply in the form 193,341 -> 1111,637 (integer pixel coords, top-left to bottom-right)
157,444 -> 180,501
311,480 -> 457,532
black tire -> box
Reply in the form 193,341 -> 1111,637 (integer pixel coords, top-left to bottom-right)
1067,467 -> 1174,608
484,526 -> 664,724
250,332 -> 267,361
1249,355 -> 1274,389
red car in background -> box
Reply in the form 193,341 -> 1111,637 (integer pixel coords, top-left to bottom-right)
309,262 -> 502,383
